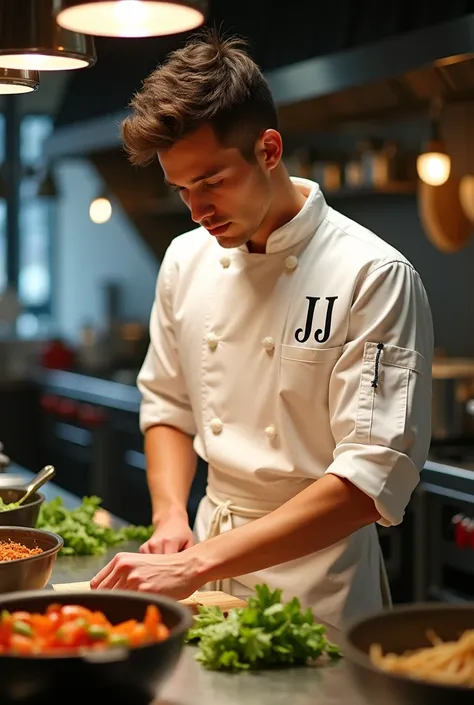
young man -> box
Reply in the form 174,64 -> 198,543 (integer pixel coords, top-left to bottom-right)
91,30 -> 433,628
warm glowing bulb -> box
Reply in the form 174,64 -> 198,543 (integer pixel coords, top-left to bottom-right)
57,1 -> 204,38
417,152 -> 451,186
0,53 -> 88,71
0,82 -> 35,94
89,197 -> 112,224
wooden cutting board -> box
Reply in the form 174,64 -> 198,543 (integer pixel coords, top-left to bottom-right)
52,582 -> 246,613
181,591 -> 247,613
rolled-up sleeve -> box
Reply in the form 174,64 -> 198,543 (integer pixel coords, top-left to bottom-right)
326,260 -> 434,527
137,247 -> 197,437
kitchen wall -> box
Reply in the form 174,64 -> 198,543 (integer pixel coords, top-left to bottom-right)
330,193 -> 474,357
54,158 -> 158,343
288,106 -> 474,357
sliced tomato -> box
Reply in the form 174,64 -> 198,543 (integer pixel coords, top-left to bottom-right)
30,614 -> 55,636
156,623 -> 170,642
54,619 -> 89,648
129,623 -> 149,647
10,611 -> 33,624
60,605 -> 94,623
110,619 -> 137,638
10,634 -> 36,654
144,605 -> 160,635
89,610 -> 112,628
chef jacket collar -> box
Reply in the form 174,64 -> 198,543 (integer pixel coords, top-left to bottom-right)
237,177 -> 328,255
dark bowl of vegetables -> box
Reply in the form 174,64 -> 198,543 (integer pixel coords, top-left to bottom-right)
0,489 -> 45,527
0,589 -> 193,705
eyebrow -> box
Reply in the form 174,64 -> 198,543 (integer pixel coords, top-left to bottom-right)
164,169 -> 223,189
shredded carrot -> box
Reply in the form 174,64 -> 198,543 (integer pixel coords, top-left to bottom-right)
0,540 -> 42,561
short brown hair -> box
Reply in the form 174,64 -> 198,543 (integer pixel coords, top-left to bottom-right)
121,29 -> 278,166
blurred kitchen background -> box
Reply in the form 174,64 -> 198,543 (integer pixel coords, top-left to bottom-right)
2,1 -> 474,605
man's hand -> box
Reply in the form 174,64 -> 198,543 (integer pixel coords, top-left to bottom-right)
139,514 -> 195,554
89,550 -> 202,599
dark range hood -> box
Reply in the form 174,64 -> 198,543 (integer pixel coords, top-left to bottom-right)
43,6 -> 474,261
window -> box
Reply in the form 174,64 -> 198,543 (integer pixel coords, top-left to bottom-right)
21,115 -> 53,165
18,197 -> 52,309
1,112 -> 54,334
19,114 -> 54,315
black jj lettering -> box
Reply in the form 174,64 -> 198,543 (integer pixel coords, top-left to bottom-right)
314,296 -> 338,344
295,297 -> 319,343
294,296 -> 338,344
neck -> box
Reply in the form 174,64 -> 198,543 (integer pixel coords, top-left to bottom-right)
247,168 -> 307,254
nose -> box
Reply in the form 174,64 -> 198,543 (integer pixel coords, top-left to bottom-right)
185,190 -> 214,224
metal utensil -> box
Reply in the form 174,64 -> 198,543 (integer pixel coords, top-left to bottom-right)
17,465 -> 55,506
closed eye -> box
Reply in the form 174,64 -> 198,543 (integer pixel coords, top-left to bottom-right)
203,180 -> 223,190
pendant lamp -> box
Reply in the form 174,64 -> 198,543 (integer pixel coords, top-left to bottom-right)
56,0 -> 206,38
416,97 -> 451,187
0,68 -> 39,94
0,0 -> 96,71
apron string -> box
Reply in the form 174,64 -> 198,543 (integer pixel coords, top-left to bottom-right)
204,487 -> 268,592
203,487 -> 392,606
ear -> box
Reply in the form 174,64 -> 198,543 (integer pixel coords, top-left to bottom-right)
256,129 -> 282,171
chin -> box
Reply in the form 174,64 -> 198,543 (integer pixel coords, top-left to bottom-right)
216,238 -> 245,249
215,231 -> 249,249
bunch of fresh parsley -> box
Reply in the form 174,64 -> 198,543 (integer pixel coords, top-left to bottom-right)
185,584 -> 342,671
36,495 -> 153,556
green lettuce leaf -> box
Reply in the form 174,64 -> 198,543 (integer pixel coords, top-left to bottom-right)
185,584 -> 342,671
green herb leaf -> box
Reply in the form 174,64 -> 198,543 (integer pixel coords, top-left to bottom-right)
36,496 -> 153,556
186,584 -> 342,672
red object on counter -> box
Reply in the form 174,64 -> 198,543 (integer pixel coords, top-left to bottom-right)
40,338 -> 75,370
77,403 -> 106,426
40,393 -> 59,412
455,518 -> 471,548
57,399 -> 77,419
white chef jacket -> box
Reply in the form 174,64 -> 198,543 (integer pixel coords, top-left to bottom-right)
137,177 -> 434,628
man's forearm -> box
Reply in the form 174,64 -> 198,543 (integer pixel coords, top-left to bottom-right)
189,474 -> 380,583
145,425 -> 197,525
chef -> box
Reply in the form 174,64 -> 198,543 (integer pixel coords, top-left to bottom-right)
91,30 -> 434,628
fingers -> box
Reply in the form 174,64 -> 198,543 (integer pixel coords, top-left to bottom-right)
162,538 -> 181,554
139,540 -> 151,554
140,535 -> 188,555
90,554 -> 117,588
184,534 -> 195,549
90,553 -> 132,590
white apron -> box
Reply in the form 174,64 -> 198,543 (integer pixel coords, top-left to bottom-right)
138,177 -> 433,631
193,481 -> 392,629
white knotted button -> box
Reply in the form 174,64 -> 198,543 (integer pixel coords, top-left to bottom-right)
285,255 -> 298,271
262,336 -> 275,353
264,425 -> 277,440
220,256 -> 231,268
206,332 -> 219,351
210,418 -> 223,435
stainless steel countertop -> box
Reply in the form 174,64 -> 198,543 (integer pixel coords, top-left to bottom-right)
49,543 -> 362,705
2,465 -> 365,705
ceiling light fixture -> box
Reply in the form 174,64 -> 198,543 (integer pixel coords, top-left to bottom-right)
0,68 -> 39,94
416,97 -> 451,187
90,193 -> 112,223
0,0 -> 96,72
56,0 -> 206,38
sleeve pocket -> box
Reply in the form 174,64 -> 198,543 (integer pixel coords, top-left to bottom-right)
355,342 -> 430,452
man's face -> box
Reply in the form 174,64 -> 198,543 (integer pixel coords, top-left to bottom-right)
158,124 -> 277,249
